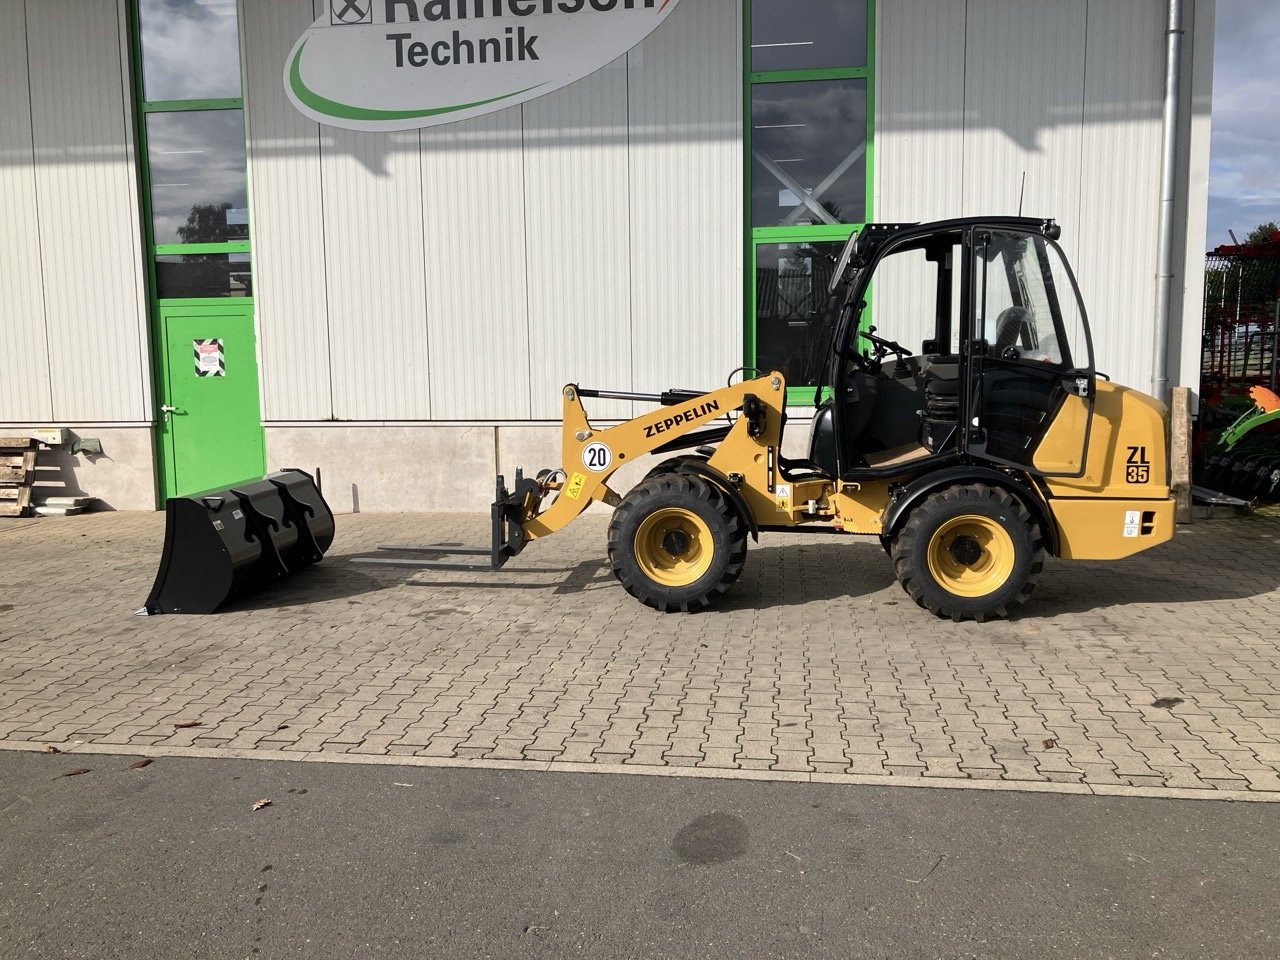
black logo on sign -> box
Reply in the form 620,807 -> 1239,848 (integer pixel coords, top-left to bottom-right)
1126,446 -> 1150,484
331,0 -> 372,25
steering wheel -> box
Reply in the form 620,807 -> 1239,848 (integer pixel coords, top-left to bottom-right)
862,327 -> 910,358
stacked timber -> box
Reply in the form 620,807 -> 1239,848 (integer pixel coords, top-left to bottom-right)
0,438 -> 38,518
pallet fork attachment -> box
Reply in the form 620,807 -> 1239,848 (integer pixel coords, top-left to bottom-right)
354,473 -> 541,572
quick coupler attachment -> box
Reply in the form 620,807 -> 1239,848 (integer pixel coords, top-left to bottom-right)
358,472 -> 543,573
142,468 -> 335,615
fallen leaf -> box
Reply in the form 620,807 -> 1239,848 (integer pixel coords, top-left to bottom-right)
275,724 -> 289,731
43,745 -> 62,754
251,798 -> 272,811
174,721 -> 203,729
128,758 -> 153,770
1042,738 -> 1057,750
61,768 -> 90,778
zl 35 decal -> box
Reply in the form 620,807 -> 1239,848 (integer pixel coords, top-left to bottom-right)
1125,446 -> 1150,484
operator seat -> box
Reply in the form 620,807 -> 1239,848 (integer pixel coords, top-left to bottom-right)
993,306 -> 1034,357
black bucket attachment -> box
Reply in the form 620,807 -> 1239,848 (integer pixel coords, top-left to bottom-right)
143,468 -> 335,615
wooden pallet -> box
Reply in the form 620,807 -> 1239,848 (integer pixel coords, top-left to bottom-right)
0,437 -> 38,518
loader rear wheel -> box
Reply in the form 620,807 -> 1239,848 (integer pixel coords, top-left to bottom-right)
608,474 -> 747,613
891,484 -> 1043,622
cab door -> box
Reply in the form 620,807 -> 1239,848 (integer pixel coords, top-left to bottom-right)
965,228 -> 1096,477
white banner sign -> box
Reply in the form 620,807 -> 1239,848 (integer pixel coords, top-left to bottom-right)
285,0 -> 682,132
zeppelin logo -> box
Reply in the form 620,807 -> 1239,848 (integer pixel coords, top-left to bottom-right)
643,400 -> 721,439
286,0 -> 683,132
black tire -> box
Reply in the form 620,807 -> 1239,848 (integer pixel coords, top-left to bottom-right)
890,483 -> 1044,622
642,455 -> 708,482
607,474 -> 747,613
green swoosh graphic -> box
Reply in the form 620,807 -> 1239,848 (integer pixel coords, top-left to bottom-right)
289,38 -> 543,122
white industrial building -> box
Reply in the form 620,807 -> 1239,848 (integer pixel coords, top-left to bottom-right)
0,0 -> 1215,512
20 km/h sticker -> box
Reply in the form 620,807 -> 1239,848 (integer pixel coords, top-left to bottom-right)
582,442 -> 612,473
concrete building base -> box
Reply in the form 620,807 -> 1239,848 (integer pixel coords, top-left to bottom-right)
1,425 -> 157,512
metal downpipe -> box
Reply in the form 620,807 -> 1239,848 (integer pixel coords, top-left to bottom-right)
1152,0 -> 1186,402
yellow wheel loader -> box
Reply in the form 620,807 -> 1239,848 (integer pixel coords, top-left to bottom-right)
373,218 -> 1176,621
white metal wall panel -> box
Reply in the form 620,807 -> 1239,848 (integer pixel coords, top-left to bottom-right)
523,64 -> 634,421
0,0 -> 52,422
1172,0 -> 1215,397
27,0 -> 148,423
320,129 -> 433,421
242,0 -> 333,421
962,1 -> 1087,256
872,0 -> 968,353
1076,1 -> 1164,394
628,0 -> 743,394
874,0 -> 967,224
421,108 -> 531,421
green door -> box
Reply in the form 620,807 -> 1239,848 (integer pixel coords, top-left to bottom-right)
158,302 -> 265,496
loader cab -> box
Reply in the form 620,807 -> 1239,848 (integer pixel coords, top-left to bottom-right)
807,217 -> 1096,482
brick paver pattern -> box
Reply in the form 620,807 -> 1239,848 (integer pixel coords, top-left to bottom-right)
3,511 -> 1280,793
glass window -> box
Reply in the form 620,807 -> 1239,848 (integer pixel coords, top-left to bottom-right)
146,111 -> 249,246
978,231 -> 1089,369
156,253 -> 251,299
751,79 -> 868,228
755,240 -> 845,385
139,0 -> 242,102
751,0 -> 868,73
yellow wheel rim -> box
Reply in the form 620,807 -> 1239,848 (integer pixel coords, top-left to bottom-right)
926,515 -> 1016,598
633,507 -> 714,588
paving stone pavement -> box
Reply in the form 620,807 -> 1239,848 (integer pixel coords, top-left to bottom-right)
2,509 -> 1280,798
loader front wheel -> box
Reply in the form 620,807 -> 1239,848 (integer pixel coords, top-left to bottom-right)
891,484 -> 1043,622
608,474 -> 747,613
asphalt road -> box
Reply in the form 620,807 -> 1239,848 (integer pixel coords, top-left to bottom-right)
0,751 -> 1276,960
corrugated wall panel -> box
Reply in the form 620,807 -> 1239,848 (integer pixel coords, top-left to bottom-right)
242,0 -> 333,421
0,0 -> 52,422
1076,1 -> 1164,394
421,108 -> 531,421
628,0 -> 743,394
320,129 -> 432,421
523,63 -> 634,421
1172,0 -> 1215,397
962,0 -> 1087,256
26,0 -> 148,423
873,0 -> 968,353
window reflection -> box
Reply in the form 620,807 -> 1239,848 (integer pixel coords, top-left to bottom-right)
755,241 -> 844,385
751,0 -> 867,73
751,79 -> 868,228
156,254 -> 251,299
146,111 -> 249,245
139,0 -> 242,102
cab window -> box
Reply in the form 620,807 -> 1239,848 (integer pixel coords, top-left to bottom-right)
976,231 -> 1087,369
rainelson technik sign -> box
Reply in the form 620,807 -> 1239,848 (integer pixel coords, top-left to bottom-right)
286,0 -> 682,132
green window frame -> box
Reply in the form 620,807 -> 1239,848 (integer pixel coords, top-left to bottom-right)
744,1 -> 876,404
128,0 -> 253,304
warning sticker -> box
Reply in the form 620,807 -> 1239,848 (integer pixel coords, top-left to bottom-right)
195,339 -> 225,378
775,484 -> 792,512
565,472 -> 587,500
1123,509 -> 1141,538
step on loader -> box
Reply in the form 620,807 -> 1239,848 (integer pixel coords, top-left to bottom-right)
371,218 -> 1177,621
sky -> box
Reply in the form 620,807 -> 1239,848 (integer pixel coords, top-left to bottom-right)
1207,0 -> 1280,247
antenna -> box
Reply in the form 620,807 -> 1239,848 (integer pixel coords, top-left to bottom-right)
1017,171 -> 1027,217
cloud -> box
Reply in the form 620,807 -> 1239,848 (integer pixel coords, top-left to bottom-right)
1208,0 -> 1280,245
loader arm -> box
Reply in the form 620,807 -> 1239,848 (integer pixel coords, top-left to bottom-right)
522,374 -> 788,540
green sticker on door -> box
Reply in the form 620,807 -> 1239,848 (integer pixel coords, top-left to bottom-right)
194,339 -> 225,378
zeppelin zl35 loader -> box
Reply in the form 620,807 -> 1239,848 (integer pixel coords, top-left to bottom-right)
376,218 -> 1176,621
